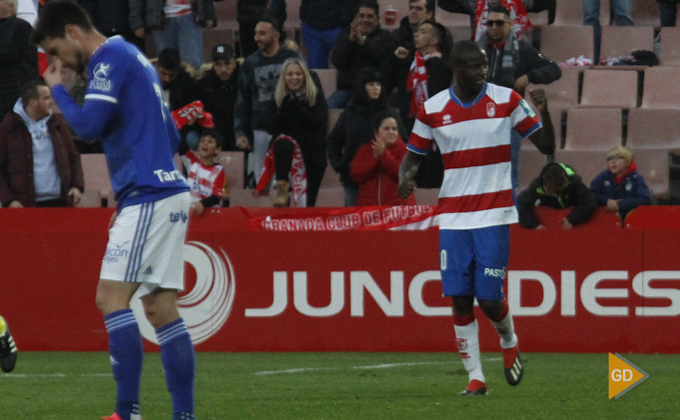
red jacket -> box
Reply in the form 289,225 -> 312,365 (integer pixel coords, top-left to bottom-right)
0,112 -> 84,207
350,137 -> 416,206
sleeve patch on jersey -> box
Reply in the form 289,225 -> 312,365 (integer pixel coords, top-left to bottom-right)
84,94 -> 118,104
89,62 -> 113,92
519,99 -> 536,118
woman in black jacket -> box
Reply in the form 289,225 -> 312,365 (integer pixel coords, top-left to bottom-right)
265,57 -> 327,207
327,68 -> 405,206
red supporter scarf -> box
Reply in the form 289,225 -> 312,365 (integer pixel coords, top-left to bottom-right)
613,162 -> 637,186
474,0 -> 532,41
171,101 -> 215,130
407,51 -> 432,118
256,135 -> 308,207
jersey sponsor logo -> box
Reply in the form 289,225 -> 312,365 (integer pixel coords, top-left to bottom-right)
519,99 -> 536,118
484,267 -> 506,278
90,62 -> 112,92
103,241 -> 130,263
130,241 -> 236,345
487,102 -> 496,117
153,168 -> 185,182
169,210 -> 188,224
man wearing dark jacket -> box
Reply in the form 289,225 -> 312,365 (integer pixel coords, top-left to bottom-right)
0,0 -> 38,121
195,44 -> 239,151
328,0 -> 397,108
300,0 -> 358,69
237,0 -> 286,57
392,0 -> 434,54
517,162 -> 597,229
478,5 -> 560,191
0,80 -> 84,208
128,0 -> 216,69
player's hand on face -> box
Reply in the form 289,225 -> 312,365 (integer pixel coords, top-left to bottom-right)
398,179 -> 415,199
561,218 -> 573,230
8,200 -> 23,208
43,59 -> 64,88
235,136 -> 251,151
108,211 -> 118,230
68,188 -> 82,206
189,202 -> 204,216
529,88 -> 548,112
514,75 -> 530,92
394,47 -> 409,59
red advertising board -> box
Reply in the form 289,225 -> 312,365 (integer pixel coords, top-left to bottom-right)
1,206 -> 679,354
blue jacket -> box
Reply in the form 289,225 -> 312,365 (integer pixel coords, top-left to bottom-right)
589,168 -> 651,218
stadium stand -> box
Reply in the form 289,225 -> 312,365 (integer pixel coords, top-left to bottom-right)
660,27 -> 680,66
641,67 -> 680,109
540,25 -> 595,64
599,26 -> 655,61
76,190 -> 103,208
315,69 -> 338,99
631,0 -> 661,27
553,0 -> 610,26
216,151 -> 246,191
414,188 -> 439,205
80,154 -> 112,198
579,69 -> 638,108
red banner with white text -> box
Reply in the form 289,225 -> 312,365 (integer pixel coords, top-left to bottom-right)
1,206 -> 679,354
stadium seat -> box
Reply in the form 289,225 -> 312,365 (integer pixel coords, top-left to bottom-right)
599,26 -> 655,61
80,154 -> 113,197
631,0 -> 661,27
626,108 -> 680,196
579,69 -> 638,109
213,1 -> 239,30
660,27 -> 680,66
518,147 -> 551,193
414,188 -> 439,205
320,165 -> 342,188
553,0 -> 610,26
436,7 -> 471,27
285,0 -> 302,29
76,190 -> 103,208
229,188 -> 275,207
641,67 -> 680,109
203,28 -> 235,61
315,69 -> 337,99
528,10 -> 550,26
447,25 -> 473,43
216,151 -> 246,190
564,107 -> 622,150
525,66 -> 579,111
327,108 -> 342,136
540,25 -> 595,64
314,187 -> 345,207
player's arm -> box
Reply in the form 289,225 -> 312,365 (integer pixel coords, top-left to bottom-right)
398,150 -> 424,199
526,88 -> 555,156
44,60 -> 116,141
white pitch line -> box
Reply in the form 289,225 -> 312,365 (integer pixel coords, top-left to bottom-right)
254,357 -> 502,376
2,373 -> 113,378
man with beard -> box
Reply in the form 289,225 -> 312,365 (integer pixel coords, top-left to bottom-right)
33,2 -> 195,419
195,44 -> 239,151
233,15 -> 301,185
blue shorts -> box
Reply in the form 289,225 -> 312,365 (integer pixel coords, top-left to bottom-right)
439,225 -> 510,301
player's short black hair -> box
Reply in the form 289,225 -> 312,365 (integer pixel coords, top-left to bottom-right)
157,48 -> 181,72
30,0 -> 94,45
410,0 -> 435,15
258,15 -> 285,41
488,5 -> 511,18
543,164 -> 568,193
418,19 -> 447,48
357,0 -> 379,17
200,128 -> 224,149
450,40 -> 484,68
20,79 -> 47,109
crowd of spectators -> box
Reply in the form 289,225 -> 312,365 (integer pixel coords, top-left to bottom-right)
0,0 -> 665,216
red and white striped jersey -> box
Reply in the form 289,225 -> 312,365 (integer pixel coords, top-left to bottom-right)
163,0 -> 192,18
183,150 -> 226,206
407,83 -> 541,229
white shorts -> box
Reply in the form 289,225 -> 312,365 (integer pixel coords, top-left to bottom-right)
100,192 -> 190,296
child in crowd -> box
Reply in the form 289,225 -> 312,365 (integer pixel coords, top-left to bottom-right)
182,128 -> 226,215
590,146 -> 651,220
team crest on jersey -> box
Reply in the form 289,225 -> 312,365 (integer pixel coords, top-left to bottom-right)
487,102 -> 496,117
89,62 -> 112,92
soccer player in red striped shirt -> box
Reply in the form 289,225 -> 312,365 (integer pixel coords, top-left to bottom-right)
399,40 -> 555,395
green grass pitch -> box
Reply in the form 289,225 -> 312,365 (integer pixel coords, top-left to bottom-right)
1,352 -> 677,419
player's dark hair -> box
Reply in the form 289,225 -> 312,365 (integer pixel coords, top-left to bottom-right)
409,0 -> 436,15
20,80 -> 47,109
357,0 -> 379,17
30,0 -> 94,45
450,40 -> 484,68
543,164 -> 568,193
157,48 -> 181,72
371,110 -> 402,135
488,5 -> 511,18
418,19 -> 447,48
258,15 -> 285,42
201,128 -> 224,149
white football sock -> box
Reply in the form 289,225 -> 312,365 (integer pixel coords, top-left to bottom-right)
454,319 -> 485,383
492,312 -> 518,349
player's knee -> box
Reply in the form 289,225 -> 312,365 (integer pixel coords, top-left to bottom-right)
144,305 -> 180,329
478,299 -> 503,319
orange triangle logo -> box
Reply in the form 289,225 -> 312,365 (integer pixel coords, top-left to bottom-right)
608,353 -> 649,399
